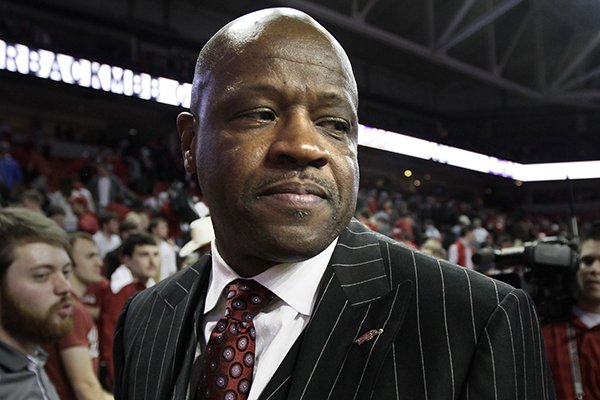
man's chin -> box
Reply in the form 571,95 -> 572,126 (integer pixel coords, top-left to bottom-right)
39,316 -> 74,343
1,292 -> 75,344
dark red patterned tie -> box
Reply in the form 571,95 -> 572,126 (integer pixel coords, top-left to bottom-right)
197,279 -> 276,400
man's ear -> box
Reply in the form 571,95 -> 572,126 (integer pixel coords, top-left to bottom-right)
177,112 -> 197,174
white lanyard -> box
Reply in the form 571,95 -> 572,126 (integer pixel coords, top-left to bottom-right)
566,322 -> 585,399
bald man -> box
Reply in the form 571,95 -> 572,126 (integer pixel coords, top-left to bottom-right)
114,8 -> 554,400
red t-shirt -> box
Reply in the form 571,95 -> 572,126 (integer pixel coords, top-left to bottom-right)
44,293 -> 99,400
542,313 -> 600,400
100,281 -> 147,390
81,277 -> 110,315
77,211 -> 100,234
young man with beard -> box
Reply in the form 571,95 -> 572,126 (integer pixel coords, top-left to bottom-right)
0,208 -> 72,400
543,223 -> 600,399
43,232 -> 114,400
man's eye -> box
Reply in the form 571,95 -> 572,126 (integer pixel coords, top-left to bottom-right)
319,118 -> 350,134
581,256 -> 598,267
33,273 -> 49,281
240,110 -> 276,121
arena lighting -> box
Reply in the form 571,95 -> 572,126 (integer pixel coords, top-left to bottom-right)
0,40 -> 192,107
1,39 -> 599,182
357,125 -> 600,182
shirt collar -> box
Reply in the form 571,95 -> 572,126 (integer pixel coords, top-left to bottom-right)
572,306 -> 600,329
204,238 -> 338,317
110,264 -> 155,294
0,340 -> 47,372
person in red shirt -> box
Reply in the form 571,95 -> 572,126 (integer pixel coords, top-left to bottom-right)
71,196 -> 99,235
100,232 -> 159,390
543,223 -> 600,400
44,232 -> 113,400
448,225 -> 476,270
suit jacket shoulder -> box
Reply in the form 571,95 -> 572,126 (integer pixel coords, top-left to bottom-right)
113,257 -> 211,400
272,219 -> 553,400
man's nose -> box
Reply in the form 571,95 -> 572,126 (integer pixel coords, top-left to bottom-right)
55,272 -> 71,295
267,111 -> 330,168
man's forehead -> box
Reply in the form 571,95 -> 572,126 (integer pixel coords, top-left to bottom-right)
73,237 -> 96,249
134,245 -> 159,254
10,242 -> 70,271
581,239 -> 600,253
218,37 -> 355,94
193,8 -> 357,113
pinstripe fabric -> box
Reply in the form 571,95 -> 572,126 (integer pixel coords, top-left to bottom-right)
114,258 -> 211,400
113,219 -> 554,400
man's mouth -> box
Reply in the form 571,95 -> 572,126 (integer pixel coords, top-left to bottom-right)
56,300 -> 73,318
258,181 -> 329,207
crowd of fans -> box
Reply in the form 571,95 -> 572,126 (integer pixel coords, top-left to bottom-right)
3,118 -> 598,396
1,15 -> 597,387
2,89 -> 599,400
3,8 -> 600,399
1,115 -> 593,272
0,123 -> 217,397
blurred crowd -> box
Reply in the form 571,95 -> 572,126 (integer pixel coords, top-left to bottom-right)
2,8 -> 599,399
2,122 -> 598,397
0,116 -> 593,274
0,127 -> 216,397
355,185 -> 593,272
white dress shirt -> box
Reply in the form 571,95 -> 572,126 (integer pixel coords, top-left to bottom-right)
572,306 -> 600,329
200,238 -> 337,400
92,231 -> 121,260
110,264 -> 155,294
158,240 -> 178,281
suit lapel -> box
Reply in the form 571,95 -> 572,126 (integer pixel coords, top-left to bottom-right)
156,257 -> 211,400
261,220 -> 413,400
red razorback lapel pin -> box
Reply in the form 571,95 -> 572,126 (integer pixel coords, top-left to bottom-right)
354,328 -> 384,346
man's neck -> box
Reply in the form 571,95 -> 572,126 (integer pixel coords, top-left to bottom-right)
129,270 -> 149,285
70,277 -> 87,298
0,326 -> 36,355
576,299 -> 600,315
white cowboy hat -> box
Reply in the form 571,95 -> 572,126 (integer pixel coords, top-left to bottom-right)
179,216 -> 215,258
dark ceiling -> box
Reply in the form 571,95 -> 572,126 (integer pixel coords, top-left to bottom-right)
2,0 -> 600,164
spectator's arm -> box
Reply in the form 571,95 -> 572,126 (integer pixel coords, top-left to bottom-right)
448,244 -> 459,264
60,346 -> 114,400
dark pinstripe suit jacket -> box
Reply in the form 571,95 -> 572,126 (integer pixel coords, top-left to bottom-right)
114,219 -> 555,400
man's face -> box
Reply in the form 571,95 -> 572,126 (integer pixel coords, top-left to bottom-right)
180,20 -> 359,276
0,243 -> 73,349
154,221 -> 169,240
465,230 -> 475,243
71,238 -> 103,286
107,218 -> 119,234
125,244 -> 160,282
50,214 -> 66,229
577,239 -> 600,308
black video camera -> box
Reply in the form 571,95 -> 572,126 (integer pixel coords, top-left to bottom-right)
473,237 -> 580,322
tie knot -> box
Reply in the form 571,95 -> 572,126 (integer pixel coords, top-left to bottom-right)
224,279 -> 275,323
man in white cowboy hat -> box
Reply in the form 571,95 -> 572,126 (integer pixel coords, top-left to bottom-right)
179,216 -> 215,268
